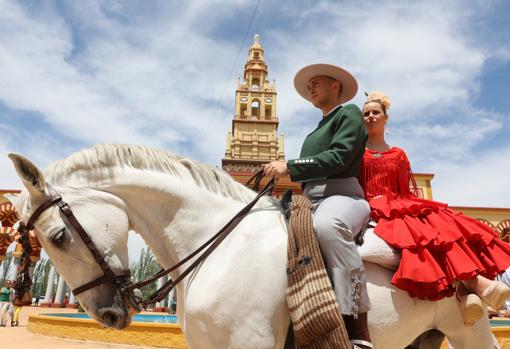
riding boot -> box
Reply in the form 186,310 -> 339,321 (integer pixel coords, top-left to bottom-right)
480,281 -> 510,310
343,312 -> 374,348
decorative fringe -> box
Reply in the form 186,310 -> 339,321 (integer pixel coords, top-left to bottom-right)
360,150 -> 418,200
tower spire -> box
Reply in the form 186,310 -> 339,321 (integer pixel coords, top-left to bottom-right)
222,34 -> 285,172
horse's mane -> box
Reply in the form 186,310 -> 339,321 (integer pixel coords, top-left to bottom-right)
46,144 -> 260,204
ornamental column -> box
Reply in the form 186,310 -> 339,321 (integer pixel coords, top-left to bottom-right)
153,276 -> 168,312
41,265 -> 56,307
6,254 -> 19,281
168,286 -> 176,314
67,290 -> 78,309
52,275 -> 66,308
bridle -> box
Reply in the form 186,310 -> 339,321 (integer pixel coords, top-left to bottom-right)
17,185 -> 137,310
17,171 -> 276,310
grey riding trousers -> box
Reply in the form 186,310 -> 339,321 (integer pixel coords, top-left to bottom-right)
304,177 -> 371,317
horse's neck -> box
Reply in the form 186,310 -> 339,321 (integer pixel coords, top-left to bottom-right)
100,171 -> 253,270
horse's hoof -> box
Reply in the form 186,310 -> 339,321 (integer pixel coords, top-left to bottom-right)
481,281 -> 510,310
459,293 -> 484,326
351,339 -> 375,348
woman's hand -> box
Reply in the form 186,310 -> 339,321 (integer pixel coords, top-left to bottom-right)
263,161 -> 289,179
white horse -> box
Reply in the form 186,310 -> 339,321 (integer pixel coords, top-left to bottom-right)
6,144 -> 499,349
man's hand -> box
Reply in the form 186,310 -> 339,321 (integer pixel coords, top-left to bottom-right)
263,160 -> 289,179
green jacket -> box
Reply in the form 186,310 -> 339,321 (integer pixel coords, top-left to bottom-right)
287,104 -> 367,182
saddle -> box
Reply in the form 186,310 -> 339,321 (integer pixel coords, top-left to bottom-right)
283,190 -> 351,349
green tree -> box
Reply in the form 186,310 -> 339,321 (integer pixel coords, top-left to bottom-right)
31,258 -> 52,297
0,252 -> 13,284
130,247 -> 160,300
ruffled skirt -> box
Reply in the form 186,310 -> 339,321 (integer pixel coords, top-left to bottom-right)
370,195 -> 510,300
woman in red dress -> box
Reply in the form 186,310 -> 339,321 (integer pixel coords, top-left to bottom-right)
359,91 -> 510,325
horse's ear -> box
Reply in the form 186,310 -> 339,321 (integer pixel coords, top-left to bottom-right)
8,153 -> 46,201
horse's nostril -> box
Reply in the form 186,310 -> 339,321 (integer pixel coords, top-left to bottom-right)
102,310 -> 118,327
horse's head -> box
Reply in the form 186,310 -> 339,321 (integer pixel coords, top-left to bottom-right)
7,154 -> 134,329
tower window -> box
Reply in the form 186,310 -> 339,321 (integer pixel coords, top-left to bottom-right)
251,100 -> 260,117
240,103 -> 247,117
253,52 -> 259,59
265,105 -> 272,119
251,78 -> 260,90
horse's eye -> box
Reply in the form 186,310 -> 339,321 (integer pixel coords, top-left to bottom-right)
51,228 -> 67,247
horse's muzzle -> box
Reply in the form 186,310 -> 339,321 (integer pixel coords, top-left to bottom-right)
98,288 -> 132,330
98,305 -> 131,329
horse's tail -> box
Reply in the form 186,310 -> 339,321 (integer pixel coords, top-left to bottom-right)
406,329 -> 445,349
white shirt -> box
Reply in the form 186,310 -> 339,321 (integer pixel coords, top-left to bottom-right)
323,104 -> 343,118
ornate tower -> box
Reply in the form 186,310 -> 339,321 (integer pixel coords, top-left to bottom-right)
222,34 -> 285,173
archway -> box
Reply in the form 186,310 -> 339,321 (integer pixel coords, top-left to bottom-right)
476,218 -> 498,232
0,202 -> 18,227
497,219 -> 510,242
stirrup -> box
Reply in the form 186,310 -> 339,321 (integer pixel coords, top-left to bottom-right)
351,339 -> 375,348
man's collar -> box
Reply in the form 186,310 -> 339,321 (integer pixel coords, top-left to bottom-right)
323,104 -> 342,118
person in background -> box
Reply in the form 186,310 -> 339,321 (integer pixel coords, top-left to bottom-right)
8,286 -> 22,326
499,267 -> 510,317
359,91 -> 510,326
0,280 -> 12,327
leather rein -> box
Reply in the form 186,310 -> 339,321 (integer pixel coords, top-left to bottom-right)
18,170 -> 276,309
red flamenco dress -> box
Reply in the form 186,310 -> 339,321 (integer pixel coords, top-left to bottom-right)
359,147 -> 510,300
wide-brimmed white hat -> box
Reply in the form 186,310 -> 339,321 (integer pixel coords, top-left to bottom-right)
294,63 -> 358,104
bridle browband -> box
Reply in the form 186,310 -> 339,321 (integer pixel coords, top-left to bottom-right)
18,170 -> 276,309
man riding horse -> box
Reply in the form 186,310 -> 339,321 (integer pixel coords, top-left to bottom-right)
264,64 -> 373,349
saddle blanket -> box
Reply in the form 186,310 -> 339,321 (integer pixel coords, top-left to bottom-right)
286,194 -> 351,349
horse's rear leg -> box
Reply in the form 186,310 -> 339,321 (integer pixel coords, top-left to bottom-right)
406,329 -> 445,349
284,324 -> 294,349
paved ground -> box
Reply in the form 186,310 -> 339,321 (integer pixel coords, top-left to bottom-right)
0,306 -> 163,349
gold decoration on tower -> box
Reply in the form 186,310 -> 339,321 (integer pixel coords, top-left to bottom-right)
222,34 -> 285,173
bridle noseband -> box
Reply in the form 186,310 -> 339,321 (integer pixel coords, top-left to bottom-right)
18,171 -> 276,310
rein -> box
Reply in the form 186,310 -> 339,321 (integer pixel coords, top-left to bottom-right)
19,170 -> 276,309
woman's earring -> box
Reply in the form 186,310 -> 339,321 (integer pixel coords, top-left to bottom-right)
385,123 -> 389,135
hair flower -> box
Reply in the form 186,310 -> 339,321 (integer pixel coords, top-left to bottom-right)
366,91 -> 391,110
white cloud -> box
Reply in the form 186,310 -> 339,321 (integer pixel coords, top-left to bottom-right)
431,145 -> 510,207
128,231 -> 146,264
0,0 -> 247,164
0,0 -> 509,211
0,137 -> 22,189
390,107 -> 504,164
263,1 -> 510,207
261,0 -> 509,210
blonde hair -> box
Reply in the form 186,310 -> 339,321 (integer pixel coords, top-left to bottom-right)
364,91 -> 391,113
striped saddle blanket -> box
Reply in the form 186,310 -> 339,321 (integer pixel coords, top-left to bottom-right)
286,194 -> 351,349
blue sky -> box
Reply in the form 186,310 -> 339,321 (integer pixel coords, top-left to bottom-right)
1,0 -> 510,258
